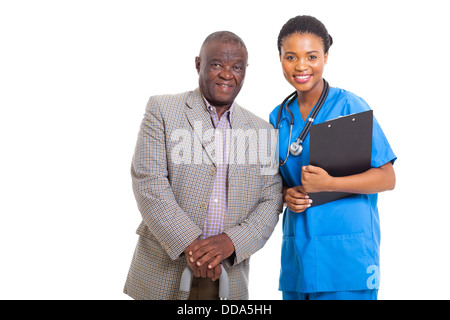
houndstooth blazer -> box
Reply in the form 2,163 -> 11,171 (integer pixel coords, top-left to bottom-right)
123,88 -> 283,300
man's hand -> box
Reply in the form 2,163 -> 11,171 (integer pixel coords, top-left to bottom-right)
185,234 -> 234,276
184,238 -> 223,281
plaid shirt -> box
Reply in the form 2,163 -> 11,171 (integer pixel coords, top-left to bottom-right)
201,98 -> 233,239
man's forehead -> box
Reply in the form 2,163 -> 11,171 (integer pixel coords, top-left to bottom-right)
201,40 -> 247,60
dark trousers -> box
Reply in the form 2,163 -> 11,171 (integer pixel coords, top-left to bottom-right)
188,277 -> 219,300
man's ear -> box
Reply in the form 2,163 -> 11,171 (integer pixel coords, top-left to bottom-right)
195,56 -> 201,74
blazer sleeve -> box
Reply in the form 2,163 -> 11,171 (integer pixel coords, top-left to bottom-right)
224,123 -> 284,265
225,170 -> 283,265
131,96 -> 202,260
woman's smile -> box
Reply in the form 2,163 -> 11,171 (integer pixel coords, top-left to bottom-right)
293,74 -> 312,84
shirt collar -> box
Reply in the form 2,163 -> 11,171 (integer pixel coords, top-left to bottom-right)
202,96 -> 234,119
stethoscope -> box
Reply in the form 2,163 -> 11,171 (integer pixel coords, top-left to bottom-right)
276,79 -> 330,166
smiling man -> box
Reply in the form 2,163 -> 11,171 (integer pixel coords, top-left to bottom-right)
195,34 -> 247,117
123,31 -> 283,300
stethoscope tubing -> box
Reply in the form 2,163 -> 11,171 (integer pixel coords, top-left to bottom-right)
276,79 -> 330,165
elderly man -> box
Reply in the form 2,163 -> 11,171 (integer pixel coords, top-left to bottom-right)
123,31 -> 283,300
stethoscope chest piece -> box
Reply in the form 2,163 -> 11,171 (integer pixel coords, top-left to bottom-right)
289,141 -> 303,156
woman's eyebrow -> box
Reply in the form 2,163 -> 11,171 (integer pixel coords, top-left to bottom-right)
283,50 -> 320,55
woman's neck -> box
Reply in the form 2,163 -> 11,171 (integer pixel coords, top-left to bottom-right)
297,79 -> 324,121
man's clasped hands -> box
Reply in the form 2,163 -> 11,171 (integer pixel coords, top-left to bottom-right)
184,233 -> 235,281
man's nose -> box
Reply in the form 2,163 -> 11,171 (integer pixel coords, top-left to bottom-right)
219,67 -> 233,79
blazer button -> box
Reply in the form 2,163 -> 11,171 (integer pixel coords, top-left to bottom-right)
200,202 -> 207,209
209,167 -> 216,176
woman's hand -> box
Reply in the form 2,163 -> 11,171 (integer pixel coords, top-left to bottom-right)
301,165 -> 333,193
283,185 -> 312,213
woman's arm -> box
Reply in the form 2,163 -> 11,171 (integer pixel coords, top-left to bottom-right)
301,162 -> 396,194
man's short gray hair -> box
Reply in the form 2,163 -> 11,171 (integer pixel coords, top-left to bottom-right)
200,31 -> 247,52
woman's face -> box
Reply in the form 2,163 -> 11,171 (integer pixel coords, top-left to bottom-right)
280,32 -> 328,95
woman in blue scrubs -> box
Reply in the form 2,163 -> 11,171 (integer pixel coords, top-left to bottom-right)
269,15 -> 397,300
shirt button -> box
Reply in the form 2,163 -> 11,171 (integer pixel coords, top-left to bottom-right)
200,202 -> 207,209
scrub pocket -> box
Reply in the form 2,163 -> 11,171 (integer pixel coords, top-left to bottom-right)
315,232 -> 373,292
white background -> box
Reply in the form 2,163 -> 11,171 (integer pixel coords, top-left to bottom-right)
1,0 -> 449,300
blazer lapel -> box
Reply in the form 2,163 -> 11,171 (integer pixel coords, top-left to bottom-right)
185,88 -> 216,166
185,88 -> 251,172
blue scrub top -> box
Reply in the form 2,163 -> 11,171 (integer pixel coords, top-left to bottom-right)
269,87 -> 397,293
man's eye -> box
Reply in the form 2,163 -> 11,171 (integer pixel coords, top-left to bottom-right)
234,66 -> 243,71
212,63 -> 221,68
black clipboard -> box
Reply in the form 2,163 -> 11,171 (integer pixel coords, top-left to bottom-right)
308,110 -> 373,207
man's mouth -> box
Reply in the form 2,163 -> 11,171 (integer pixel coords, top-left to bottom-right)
217,83 -> 233,91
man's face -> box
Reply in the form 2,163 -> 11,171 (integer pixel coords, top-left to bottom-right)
196,41 -> 248,108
